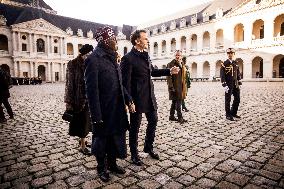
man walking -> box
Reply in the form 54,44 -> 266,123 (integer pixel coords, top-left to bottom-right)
220,48 -> 242,121
167,50 -> 188,124
85,26 -> 135,182
120,29 -> 179,166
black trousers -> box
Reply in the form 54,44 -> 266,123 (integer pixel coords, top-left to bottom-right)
129,110 -> 158,157
0,98 -> 13,119
181,100 -> 187,109
170,100 -> 182,119
225,86 -> 240,116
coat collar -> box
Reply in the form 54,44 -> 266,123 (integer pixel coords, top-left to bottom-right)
95,43 -> 117,60
131,47 -> 150,61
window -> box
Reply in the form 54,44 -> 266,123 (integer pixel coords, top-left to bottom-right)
23,72 -> 28,77
37,38 -> 45,52
0,35 -> 8,51
260,25 -> 264,39
54,46 -> 58,53
22,35 -> 27,40
22,44 -> 27,51
55,72 -> 59,81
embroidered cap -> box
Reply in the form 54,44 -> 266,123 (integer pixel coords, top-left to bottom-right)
94,26 -> 116,44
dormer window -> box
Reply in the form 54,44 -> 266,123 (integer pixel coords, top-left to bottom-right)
170,21 -> 176,30
161,24 -> 167,33
180,18 -> 186,28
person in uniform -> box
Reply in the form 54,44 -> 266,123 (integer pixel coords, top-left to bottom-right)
220,48 -> 242,121
181,56 -> 191,112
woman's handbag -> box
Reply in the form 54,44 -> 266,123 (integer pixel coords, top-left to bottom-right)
62,110 -> 74,122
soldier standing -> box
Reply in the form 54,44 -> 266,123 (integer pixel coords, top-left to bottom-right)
220,48 -> 242,121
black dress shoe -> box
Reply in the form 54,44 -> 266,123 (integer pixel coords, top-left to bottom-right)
226,116 -> 235,121
232,115 -> 241,118
169,117 -> 178,121
182,108 -> 189,112
98,171 -> 110,182
178,118 -> 187,124
131,156 -> 143,166
108,165 -> 126,174
144,149 -> 160,160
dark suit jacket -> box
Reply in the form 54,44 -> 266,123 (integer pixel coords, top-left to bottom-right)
120,47 -> 170,113
220,59 -> 242,88
85,44 -> 131,137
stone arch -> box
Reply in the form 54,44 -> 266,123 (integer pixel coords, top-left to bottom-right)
190,34 -> 197,51
273,54 -> 284,78
203,61 -> 210,77
274,14 -> 284,37
191,62 -> 197,78
38,65 -> 46,81
216,29 -> 224,48
0,34 -> 8,51
161,40 -> 166,54
252,56 -> 263,78
215,60 -> 223,77
153,42 -> 158,56
170,38 -> 176,52
236,58 -> 244,79
203,31 -> 210,50
36,38 -> 45,52
234,23 -> 244,42
67,43 -> 74,55
181,36 -> 186,52
252,19 -> 264,39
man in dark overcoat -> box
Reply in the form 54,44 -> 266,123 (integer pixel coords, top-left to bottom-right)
220,48 -> 242,121
167,50 -> 188,124
85,26 -> 135,182
120,30 -> 179,166
0,65 -> 13,123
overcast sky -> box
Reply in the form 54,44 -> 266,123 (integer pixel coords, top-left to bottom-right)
44,0 -> 212,26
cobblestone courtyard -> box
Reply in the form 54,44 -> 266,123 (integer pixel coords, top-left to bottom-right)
0,82 -> 283,189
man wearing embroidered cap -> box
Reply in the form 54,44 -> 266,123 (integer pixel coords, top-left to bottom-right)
220,48 -> 242,121
84,26 -> 135,182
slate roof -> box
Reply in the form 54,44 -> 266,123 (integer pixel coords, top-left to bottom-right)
0,1 -> 134,39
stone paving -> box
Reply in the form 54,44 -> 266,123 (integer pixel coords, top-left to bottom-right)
0,81 -> 283,189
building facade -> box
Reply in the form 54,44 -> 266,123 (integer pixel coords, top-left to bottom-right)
138,0 -> 284,80
0,0 -> 133,82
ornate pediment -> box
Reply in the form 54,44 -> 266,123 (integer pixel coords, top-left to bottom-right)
11,18 -> 65,35
191,14 -> 197,25
170,20 -> 176,30
66,27 -> 73,35
77,29 -> 83,37
0,15 -> 7,26
87,30 -> 93,38
161,24 -> 167,33
228,0 -> 284,17
180,18 -> 186,28
117,31 -> 126,40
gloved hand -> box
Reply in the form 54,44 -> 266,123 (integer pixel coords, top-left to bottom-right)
224,86 -> 229,93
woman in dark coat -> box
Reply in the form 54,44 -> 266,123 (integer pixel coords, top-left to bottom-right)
85,26 -> 134,182
64,44 -> 93,155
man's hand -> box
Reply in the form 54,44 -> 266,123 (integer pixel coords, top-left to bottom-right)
224,86 -> 229,93
170,66 -> 180,75
128,102 -> 136,113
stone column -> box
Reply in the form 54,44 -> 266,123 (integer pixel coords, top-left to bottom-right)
210,32 -> 216,51
264,18 -> 274,43
50,36 -> 53,54
12,32 -> 16,54
197,62 -> 203,78
243,57 -> 252,79
244,22 -> 253,46
186,37 -> 191,55
46,35 -> 50,55
17,32 -> 21,52
47,62 -> 51,82
13,61 -> 18,77
29,33 -> 33,53
30,61 -> 34,77
51,62 -> 54,82
60,37 -> 63,55
60,63 -> 64,81
34,62 -> 38,77
197,35 -> 203,52
34,34 -> 37,53
157,41 -> 162,58
263,57 -> 273,79
148,42 -> 154,57
166,39 -> 171,57
209,62 -> 216,80
63,37 -> 67,55
18,61 -> 22,77
176,37 -> 181,51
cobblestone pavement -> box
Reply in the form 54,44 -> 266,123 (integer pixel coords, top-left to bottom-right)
0,82 -> 283,189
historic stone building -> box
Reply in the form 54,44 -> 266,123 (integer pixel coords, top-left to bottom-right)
0,0 -> 283,81
138,0 -> 284,80
0,0 -> 134,82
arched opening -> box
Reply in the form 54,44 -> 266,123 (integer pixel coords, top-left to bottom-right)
0,64 -> 10,74
252,19 -> 264,39
234,23 -> 244,42
190,34 -> 197,51
0,34 -> 8,51
153,42 -> 158,56
236,58 -> 244,79
36,38 -> 45,52
123,47 -> 128,55
67,43 -> 74,55
170,38 -> 176,53
203,31 -> 210,50
216,29 -> 224,49
252,56 -> 263,78
273,54 -> 284,78
181,36 -> 186,53
191,62 -> 197,78
215,60 -> 223,77
161,40 -> 166,55
274,14 -> 284,37
38,65 -> 46,81
203,61 -> 210,78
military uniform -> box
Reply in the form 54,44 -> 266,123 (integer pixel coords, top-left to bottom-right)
220,58 -> 242,120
